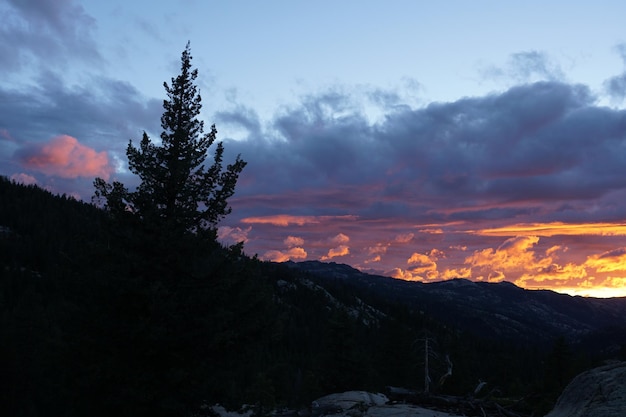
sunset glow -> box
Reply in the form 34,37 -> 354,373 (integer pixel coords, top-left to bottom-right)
4,1 -> 626,297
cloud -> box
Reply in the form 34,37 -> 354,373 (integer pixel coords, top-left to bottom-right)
219,77 -> 626,296
394,233 -> 414,243
262,247 -> 308,263
605,43 -> 626,102
585,248 -> 626,272
0,0 -> 101,73
466,236 -> 547,272
389,268 -> 421,282
241,215 -> 357,227
330,233 -> 350,245
15,135 -> 113,179
482,50 -> 565,85
10,173 -> 37,185
406,252 -> 438,277
284,236 -> 304,247
476,222 -> 626,237
218,226 -> 252,244
321,245 -> 350,261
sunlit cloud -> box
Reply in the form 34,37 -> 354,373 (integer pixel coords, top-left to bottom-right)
475,222 -> 626,237
515,262 -> 587,286
321,245 -> 350,260
585,248 -> 626,272
284,235 -> 305,247
418,228 -> 443,234
554,276 -> 626,298
330,233 -> 350,244
241,214 -> 358,226
439,267 -> 471,280
364,255 -> 381,264
263,247 -> 308,263
389,268 -> 422,282
465,236 -> 547,270
394,233 -> 414,243
16,135 -> 113,180
218,226 -> 252,244
367,243 -> 389,256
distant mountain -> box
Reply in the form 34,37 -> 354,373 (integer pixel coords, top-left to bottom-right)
286,260 -> 626,350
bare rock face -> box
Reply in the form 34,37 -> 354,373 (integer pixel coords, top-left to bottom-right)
545,361 -> 626,417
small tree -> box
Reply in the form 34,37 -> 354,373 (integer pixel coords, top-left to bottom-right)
94,42 -> 246,242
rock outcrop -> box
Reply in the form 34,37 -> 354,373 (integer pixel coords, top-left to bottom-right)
545,361 -> 626,417
311,391 -> 465,417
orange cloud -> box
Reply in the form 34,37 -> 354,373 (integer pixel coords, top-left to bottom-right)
515,262 -> 587,287
474,222 -> 626,237
241,214 -> 357,226
418,228 -> 443,234
321,245 -> 350,260
389,268 -> 423,282
427,248 -> 446,259
548,276 -> 626,298
18,135 -> 113,179
465,236 -> 550,271
438,267 -> 471,280
585,248 -> 626,272
364,255 -> 381,263
262,247 -> 307,262
407,252 -> 437,275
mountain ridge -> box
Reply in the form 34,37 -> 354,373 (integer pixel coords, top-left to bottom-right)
286,260 -> 626,349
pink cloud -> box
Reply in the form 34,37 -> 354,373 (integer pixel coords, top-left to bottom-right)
218,226 -> 252,244
17,135 -> 113,180
330,233 -> 350,244
394,233 -> 414,243
10,173 -> 37,185
284,236 -> 305,247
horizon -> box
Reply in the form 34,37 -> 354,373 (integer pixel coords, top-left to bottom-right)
4,1 -> 626,298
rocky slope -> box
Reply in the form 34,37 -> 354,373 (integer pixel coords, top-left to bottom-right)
545,361 -> 626,417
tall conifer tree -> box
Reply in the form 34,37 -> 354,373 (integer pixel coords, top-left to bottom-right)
94,43 -> 246,241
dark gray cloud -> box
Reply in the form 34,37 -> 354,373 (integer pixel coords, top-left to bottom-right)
0,71 -> 162,147
223,80 -> 626,228
0,0 -> 101,73
0,68 -> 162,198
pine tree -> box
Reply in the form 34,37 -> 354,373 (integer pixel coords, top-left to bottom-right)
93,42 -> 246,242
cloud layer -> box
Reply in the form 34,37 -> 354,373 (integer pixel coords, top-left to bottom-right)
3,0 -> 626,296
216,78 -> 626,297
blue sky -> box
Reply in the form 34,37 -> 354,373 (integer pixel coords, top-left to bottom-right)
4,0 -> 626,296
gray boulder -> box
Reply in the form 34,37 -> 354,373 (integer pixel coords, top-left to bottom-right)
545,361 -> 626,417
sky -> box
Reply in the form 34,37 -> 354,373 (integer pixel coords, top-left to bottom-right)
4,1 -> 626,297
